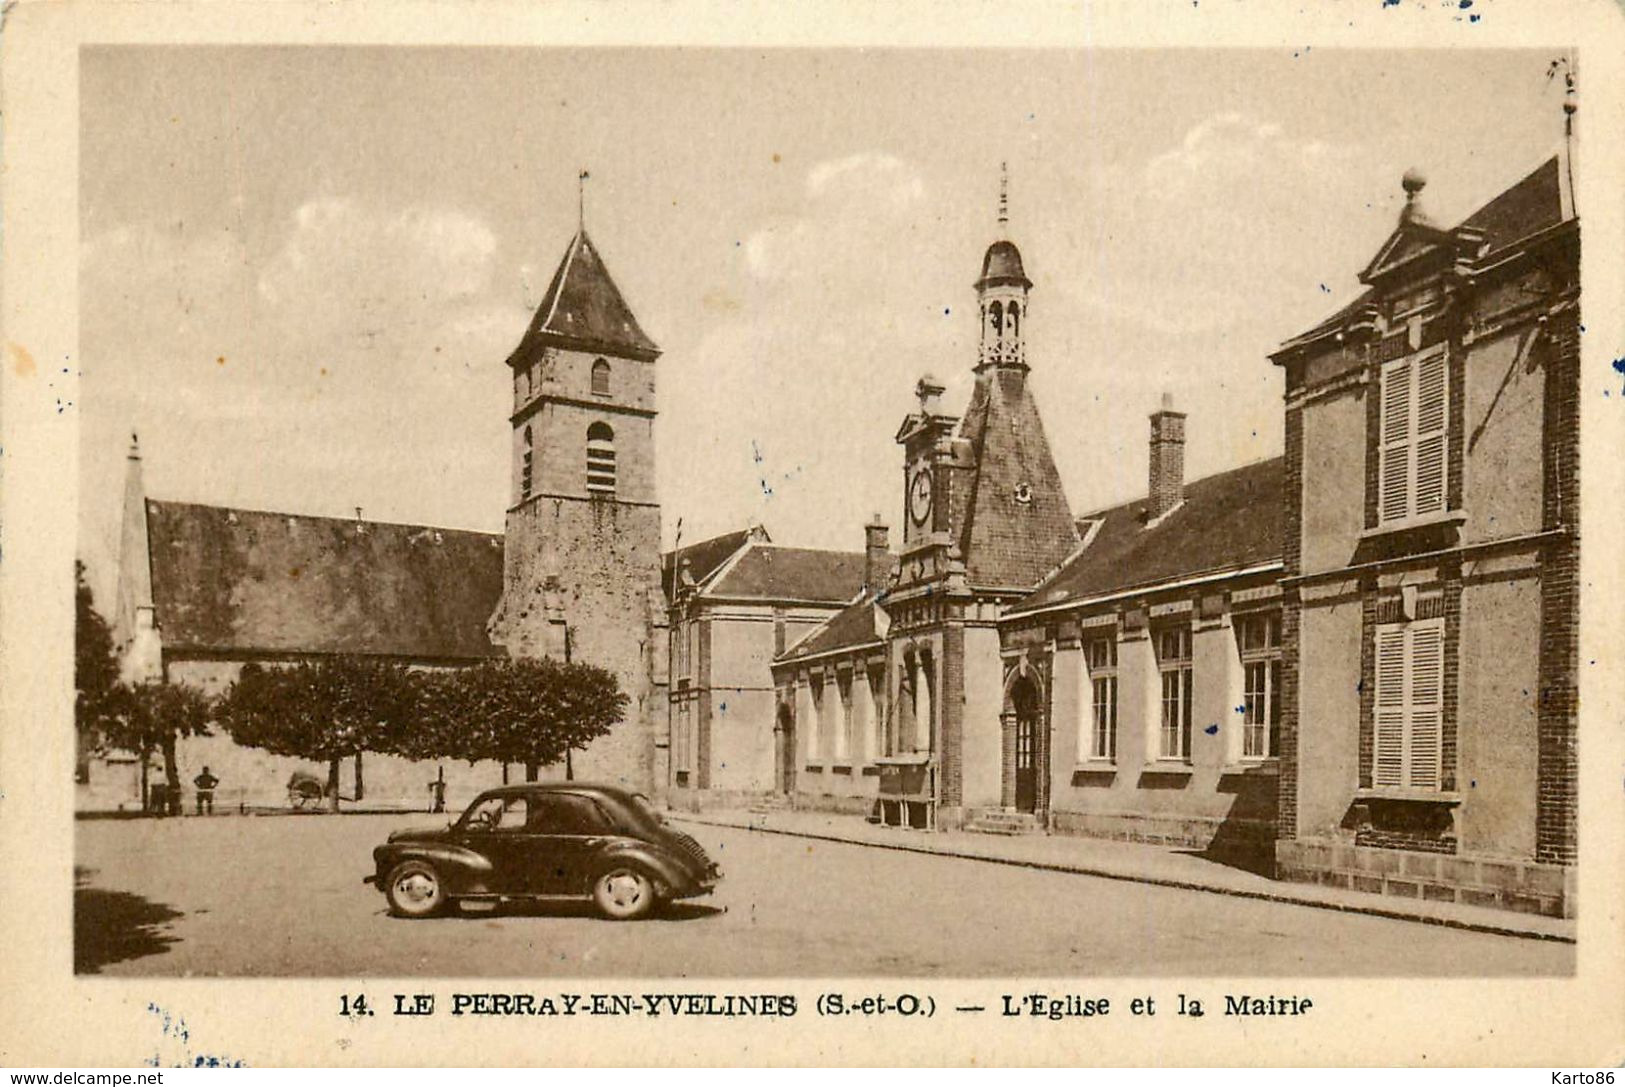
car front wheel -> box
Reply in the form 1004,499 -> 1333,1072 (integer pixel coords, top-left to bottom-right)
385,860 -> 445,918
592,866 -> 656,921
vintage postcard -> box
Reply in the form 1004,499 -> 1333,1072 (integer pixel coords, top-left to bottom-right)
2,0 -> 1623,1068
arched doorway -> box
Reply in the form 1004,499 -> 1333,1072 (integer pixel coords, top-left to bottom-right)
1010,675 -> 1041,814
774,702 -> 796,796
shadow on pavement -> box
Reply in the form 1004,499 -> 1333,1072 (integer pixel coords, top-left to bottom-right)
382,900 -> 725,923
74,866 -> 184,974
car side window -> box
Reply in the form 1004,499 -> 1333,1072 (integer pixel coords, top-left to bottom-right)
530,794 -> 614,835
465,795 -> 528,833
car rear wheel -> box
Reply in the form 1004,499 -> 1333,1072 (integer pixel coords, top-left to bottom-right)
385,860 -> 445,918
592,866 -> 656,921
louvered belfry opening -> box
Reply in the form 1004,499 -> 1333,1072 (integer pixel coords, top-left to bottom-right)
585,421 -> 616,497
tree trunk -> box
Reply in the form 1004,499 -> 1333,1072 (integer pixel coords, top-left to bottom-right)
140,750 -> 151,814
354,751 -> 364,801
501,762 -> 510,785
161,733 -> 181,815
328,757 -> 341,813
565,747 -> 574,781
524,762 -> 539,782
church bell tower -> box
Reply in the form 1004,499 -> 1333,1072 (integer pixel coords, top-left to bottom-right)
487,185 -> 667,792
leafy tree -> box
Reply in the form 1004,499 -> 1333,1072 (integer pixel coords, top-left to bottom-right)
74,560 -> 122,749
215,658 -> 415,811
414,657 -> 627,781
99,681 -> 213,813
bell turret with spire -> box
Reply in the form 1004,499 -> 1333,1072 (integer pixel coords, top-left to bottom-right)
976,163 -> 1032,372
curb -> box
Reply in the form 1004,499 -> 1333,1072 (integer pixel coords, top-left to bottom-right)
672,813 -> 1576,945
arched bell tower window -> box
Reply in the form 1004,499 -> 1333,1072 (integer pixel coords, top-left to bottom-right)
586,422 -> 616,497
591,358 -> 611,396
1008,302 -> 1020,340
521,425 -> 534,500
989,300 -> 1004,337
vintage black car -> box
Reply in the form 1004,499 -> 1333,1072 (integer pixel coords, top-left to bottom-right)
366,783 -> 721,920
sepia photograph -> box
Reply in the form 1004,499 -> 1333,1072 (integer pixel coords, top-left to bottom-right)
67,42 -> 1587,980
4,0 -> 1623,1068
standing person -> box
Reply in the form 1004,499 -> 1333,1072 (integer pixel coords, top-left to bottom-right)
193,766 -> 220,815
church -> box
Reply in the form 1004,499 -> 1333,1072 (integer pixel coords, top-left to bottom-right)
90,221 -> 671,812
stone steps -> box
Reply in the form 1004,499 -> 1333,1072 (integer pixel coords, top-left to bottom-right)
964,810 -> 1040,836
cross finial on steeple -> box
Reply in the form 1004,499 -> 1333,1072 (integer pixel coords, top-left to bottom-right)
578,169 -> 590,230
997,162 -> 1009,232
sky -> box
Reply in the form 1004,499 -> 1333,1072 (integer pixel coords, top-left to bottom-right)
77,45 -> 1572,610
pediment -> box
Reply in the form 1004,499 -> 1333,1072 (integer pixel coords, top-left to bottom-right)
1359,222 -> 1458,286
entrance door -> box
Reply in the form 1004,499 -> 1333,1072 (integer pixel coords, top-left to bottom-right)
1011,678 -> 1040,814
775,703 -> 796,795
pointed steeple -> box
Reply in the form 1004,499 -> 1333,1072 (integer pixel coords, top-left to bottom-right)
114,433 -> 162,683
506,228 -> 660,369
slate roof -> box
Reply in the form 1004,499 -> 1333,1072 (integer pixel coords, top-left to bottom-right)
506,231 -> 660,367
955,369 -> 1080,589
662,528 -> 758,602
705,544 -> 867,604
145,501 -> 505,660
1006,457 -> 1284,616
1280,155 -> 1570,349
777,594 -> 884,664
1459,155 -> 1567,252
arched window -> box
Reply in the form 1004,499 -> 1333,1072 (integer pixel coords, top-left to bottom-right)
586,422 -> 616,497
520,425 -> 534,499
591,358 -> 611,396
989,300 -> 1004,337
1008,302 -> 1020,340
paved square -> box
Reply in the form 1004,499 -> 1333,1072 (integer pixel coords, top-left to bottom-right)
75,814 -> 1574,977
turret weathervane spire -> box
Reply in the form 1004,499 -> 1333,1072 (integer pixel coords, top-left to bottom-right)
997,161 -> 1009,232
578,169 -> 590,230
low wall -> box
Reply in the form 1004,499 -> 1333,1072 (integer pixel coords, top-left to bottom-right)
1276,838 -> 1574,919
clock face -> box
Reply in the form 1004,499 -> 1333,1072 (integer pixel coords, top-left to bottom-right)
908,468 -> 933,525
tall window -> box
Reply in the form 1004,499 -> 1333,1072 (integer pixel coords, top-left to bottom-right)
586,422 -> 616,497
808,677 -> 825,763
1379,346 -> 1448,524
1236,613 -> 1282,760
520,425 -> 533,500
1156,626 -> 1193,760
674,697 -> 693,778
1374,602 -> 1445,790
835,669 -> 853,763
1085,636 -> 1117,761
591,358 -> 611,396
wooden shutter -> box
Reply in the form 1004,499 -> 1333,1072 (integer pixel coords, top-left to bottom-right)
1379,359 -> 1412,522
1413,351 -> 1448,516
1374,626 -> 1407,787
1407,622 -> 1444,788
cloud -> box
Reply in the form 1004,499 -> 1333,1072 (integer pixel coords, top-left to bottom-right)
744,152 -> 928,284
257,197 -> 499,323
77,196 -> 525,604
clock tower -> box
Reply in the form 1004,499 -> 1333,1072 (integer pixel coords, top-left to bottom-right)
882,177 -> 1078,828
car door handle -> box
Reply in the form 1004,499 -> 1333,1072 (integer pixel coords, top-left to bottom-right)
582,838 -> 604,848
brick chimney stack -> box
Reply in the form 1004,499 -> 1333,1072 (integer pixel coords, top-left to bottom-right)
864,514 -> 890,596
1148,393 -> 1186,521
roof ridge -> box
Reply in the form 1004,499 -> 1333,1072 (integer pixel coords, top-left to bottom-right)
1074,454 -> 1285,521
145,498 -> 502,539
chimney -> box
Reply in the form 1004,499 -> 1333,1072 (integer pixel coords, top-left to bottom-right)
915,374 -> 946,417
1148,393 -> 1186,521
863,514 -> 890,596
